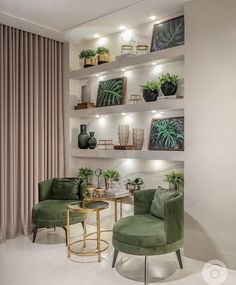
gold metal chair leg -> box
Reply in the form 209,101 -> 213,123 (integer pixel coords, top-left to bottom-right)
96,210 -> 101,262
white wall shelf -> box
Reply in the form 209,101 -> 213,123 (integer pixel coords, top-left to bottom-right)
69,45 -> 185,80
70,98 -> 184,118
71,148 -> 184,161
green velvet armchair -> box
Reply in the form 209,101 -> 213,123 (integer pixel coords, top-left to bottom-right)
32,178 -> 87,245
112,188 -> 184,285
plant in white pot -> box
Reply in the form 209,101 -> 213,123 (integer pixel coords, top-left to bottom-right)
102,169 -> 120,190
164,170 -> 184,191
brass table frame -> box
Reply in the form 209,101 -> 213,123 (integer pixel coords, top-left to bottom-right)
67,201 -> 109,262
85,194 -> 130,222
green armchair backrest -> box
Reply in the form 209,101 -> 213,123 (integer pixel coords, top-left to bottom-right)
134,189 -> 184,244
38,178 -> 87,202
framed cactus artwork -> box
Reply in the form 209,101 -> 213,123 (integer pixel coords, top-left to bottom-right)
96,77 -> 127,107
150,15 -> 185,52
148,117 -> 184,151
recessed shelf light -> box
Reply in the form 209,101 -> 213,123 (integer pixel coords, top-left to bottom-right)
93,34 -> 100,38
152,62 -> 156,66
149,15 -> 156,21
95,74 -> 100,77
152,110 -> 157,114
121,68 -> 126,72
121,113 -> 126,116
119,25 -> 126,30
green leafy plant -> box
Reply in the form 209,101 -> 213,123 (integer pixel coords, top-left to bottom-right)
79,49 -> 97,59
96,46 -> 109,54
158,73 -> 180,85
97,78 -> 125,107
150,118 -> 184,150
164,170 -> 184,190
77,167 -> 94,182
140,80 -> 160,92
152,16 -> 184,50
125,177 -> 144,186
102,169 -> 120,181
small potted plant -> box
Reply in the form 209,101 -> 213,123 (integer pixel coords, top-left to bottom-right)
77,167 -> 94,186
158,73 -> 180,96
125,177 -> 144,194
140,80 -> 160,102
164,170 -> 184,191
79,49 -> 97,68
102,168 -> 120,190
96,46 -> 110,64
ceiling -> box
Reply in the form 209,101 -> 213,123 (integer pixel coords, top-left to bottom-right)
0,0 -> 186,42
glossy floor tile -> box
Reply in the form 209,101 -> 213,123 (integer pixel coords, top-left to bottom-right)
0,225 -> 235,285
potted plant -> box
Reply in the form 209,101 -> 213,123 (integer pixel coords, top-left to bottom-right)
79,49 -> 97,68
77,167 -> 94,185
158,73 -> 180,96
140,80 -> 160,102
102,168 -> 120,190
164,170 -> 184,191
96,46 -> 110,64
125,177 -> 144,194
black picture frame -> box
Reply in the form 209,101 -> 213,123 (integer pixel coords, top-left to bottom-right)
148,117 -> 184,151
150,15 -> 185,52
96,77 -> 127,107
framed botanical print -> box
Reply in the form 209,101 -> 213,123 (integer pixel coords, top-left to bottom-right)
150,15 -> 185,52
148,117 -> 184,151
96,77 -> 127,107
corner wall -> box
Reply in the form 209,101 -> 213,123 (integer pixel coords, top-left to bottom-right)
185,0 -> 236,270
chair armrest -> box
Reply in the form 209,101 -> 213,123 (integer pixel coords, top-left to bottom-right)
134,189 -> 156,215
38,179 -> 53,202
78,180 -> 87,200
164,193 -> 184,244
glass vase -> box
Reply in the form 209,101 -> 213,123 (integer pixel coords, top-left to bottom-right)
132,128 -> 144,150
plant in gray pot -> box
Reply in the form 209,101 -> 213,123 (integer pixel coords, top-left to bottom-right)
78,124 -> 89,149
140,80 -> 160,102
125,177 -> 144,194
158,73 -> 180,96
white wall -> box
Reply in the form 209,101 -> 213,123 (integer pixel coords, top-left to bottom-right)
185,0 -> 236,270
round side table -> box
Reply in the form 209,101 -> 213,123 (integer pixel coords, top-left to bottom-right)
67,201 -> 109,262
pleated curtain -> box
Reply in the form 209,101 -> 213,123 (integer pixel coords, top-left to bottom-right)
0,24 -> 65,242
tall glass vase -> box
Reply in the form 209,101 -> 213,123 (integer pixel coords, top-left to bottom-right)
118,125 -> 129,146
132,128 -> 144,150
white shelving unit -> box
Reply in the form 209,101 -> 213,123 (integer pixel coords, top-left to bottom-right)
69,45 -> 185,162
70,98 -> 184,118
71,149 -> 184,161
69,45 -> 185,80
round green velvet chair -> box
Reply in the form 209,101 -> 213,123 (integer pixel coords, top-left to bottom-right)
32,178 -> 87,245
112,188 -> 184,285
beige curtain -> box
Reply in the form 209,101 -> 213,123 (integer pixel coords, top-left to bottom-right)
0,24 -> 65,242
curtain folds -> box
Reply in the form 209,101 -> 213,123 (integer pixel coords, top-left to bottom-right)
0,24 -> 65,242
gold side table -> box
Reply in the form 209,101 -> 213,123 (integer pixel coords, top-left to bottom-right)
84,193 -> 131,222
67,201 -> 109,262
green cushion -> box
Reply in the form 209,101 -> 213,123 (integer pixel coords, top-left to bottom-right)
113,214 -> 166,247
32,199 -> 84,227
150,187 -> 178,219
50,178 -> 79,200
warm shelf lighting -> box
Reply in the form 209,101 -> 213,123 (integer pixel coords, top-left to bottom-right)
121,113 -> 126,116
121,68 -> 126,72
152,62 -> 156,66
152,110 -> 157,114
95,115 -> 100,118
119,25 -> 126,30
93,34 -> 100,38
149,15 -> 157,21
95,74 -> 100,77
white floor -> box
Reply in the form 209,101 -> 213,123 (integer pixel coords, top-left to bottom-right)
0,225 -> 235,285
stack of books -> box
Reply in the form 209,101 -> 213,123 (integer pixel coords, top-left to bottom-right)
105,189 -> 129,198
97,140 -> 114,150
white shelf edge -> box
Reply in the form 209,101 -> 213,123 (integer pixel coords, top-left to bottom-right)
70,148 -> 184,161
69,98 -> 184,118
69,45 -> 185,80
